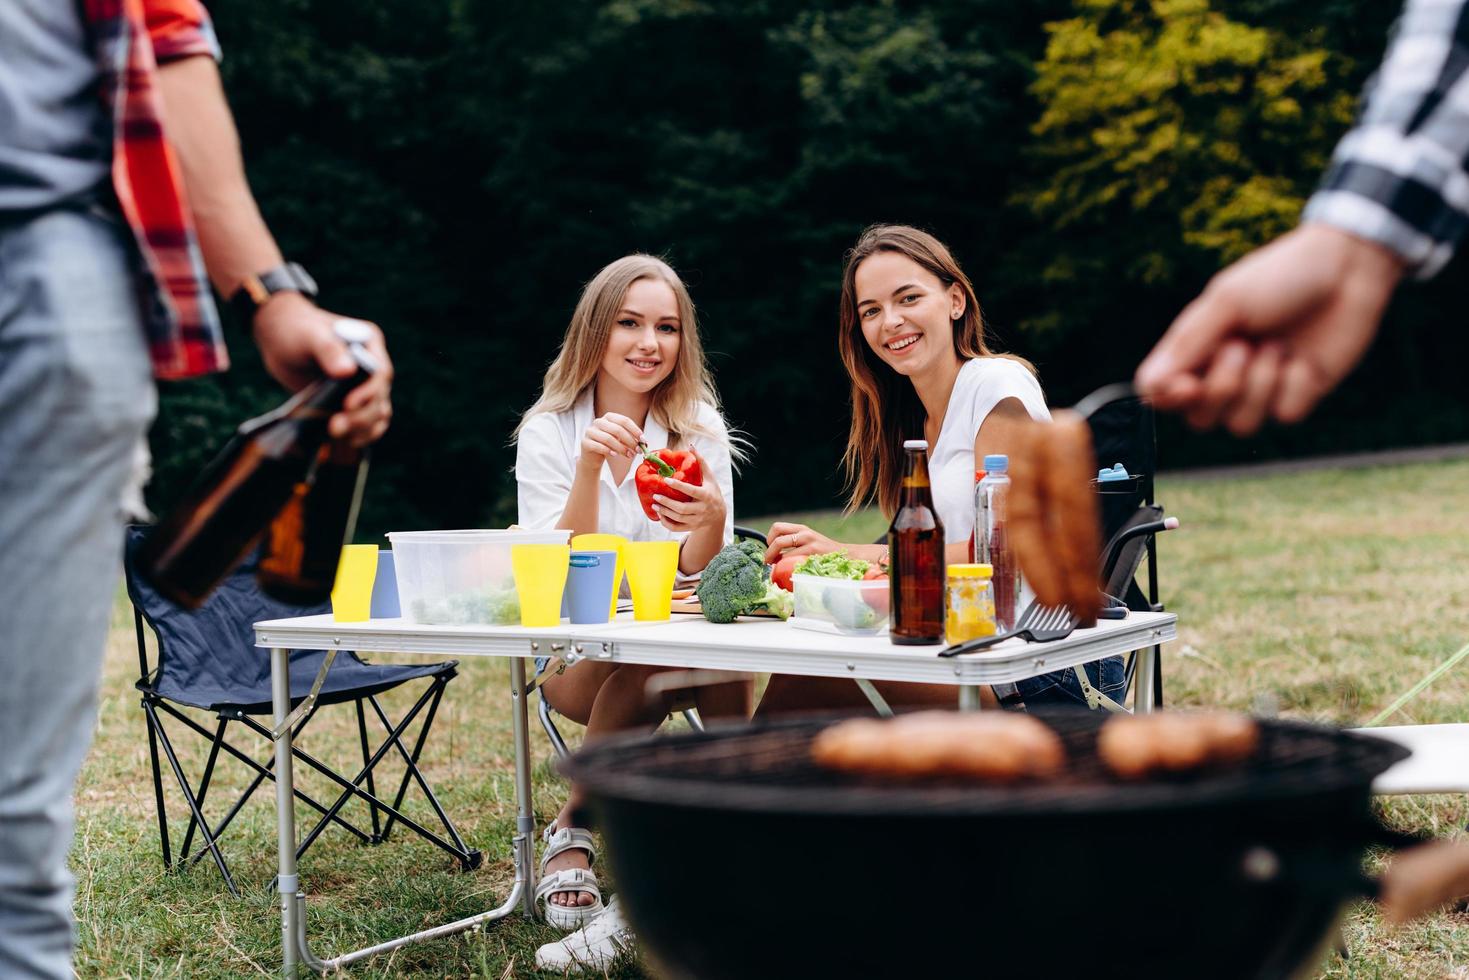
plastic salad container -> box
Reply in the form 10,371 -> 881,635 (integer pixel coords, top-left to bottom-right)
789,573 -> 890,636
387,529 -> 570,626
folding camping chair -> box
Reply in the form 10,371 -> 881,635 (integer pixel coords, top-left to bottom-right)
124,527 -> 481,895
1075,382 -> 1172,711
535,525 -> 769,759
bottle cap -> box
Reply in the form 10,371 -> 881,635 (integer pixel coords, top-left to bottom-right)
333,318 -> 376,345
983,454 -> 1008,473
948,563 -> 993,579
903,439 -> 928,450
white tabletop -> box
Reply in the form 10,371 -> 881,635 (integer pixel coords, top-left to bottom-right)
1347,724 -> 1469,795
256,610 -> 1176,687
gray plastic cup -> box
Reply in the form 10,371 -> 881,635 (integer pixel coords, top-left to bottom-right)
565,550 -> 618,624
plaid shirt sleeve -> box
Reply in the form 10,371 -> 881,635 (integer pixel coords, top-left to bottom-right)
1303,0 -> 1469,278
143,0 -> 222,63
85,0 -> 228,380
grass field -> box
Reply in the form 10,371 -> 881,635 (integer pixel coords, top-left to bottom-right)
74,459 -> 1469,977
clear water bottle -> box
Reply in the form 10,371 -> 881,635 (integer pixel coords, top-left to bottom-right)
974,453 -> 1020,631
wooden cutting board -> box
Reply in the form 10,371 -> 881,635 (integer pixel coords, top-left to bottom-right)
668,593 -> 778,617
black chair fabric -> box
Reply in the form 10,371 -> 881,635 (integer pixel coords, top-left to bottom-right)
124,526 -> 449,713
1076,385 -> 1167,708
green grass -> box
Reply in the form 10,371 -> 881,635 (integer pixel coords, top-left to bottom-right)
75,460 -> 1469,976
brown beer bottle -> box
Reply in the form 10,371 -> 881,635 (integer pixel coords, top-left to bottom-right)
256,439 -> 370,604
888,438 -> 946,644
137,325 -> 377,608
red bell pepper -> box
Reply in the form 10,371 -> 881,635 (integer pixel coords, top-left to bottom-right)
634,445 -> 702,521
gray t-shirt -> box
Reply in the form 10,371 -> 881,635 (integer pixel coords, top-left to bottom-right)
0,1 -> 112,213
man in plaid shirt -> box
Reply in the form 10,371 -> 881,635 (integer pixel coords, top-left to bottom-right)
0,3 -> 391,975
1136,0 -> 1468,431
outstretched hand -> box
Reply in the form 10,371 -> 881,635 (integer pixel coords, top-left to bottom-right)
1134,223 -> 1404,435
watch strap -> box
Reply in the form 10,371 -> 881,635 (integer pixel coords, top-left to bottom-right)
229,262 -> 318,320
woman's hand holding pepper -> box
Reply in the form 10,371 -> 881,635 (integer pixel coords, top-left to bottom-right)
578,412 -> 643,472
652,462 -> 726,532
763,522 -> 841,563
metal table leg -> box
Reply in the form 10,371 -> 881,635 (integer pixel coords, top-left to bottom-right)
1133,646 -> 1157,714
853,677 -> 894,717
271,650 -> 539,975
958,686 -> 984,711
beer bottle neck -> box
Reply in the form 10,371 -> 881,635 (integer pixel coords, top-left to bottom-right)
241,351 -> 373,438
899,449 -> 932,504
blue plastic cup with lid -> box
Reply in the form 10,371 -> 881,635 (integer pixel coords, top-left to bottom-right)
565,550 -> 619,624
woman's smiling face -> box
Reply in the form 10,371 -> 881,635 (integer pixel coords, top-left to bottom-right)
854,250 -> 964,378
599,276 -> 682,395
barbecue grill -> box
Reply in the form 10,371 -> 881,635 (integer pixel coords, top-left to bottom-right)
564,713 -> 1414,979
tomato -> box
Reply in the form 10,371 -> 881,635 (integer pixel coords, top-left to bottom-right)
861,577 -> 890,617
771,555 -> 801,593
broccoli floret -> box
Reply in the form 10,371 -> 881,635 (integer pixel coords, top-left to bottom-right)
736,537 -> 766,564
696,542 -> 786,623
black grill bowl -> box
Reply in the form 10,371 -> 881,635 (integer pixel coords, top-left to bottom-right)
561,713 -> 1409,980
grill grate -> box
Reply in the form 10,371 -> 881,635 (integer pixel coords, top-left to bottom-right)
565,713 -> 1410,819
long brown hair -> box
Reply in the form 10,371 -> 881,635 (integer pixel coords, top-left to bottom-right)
838,224 -> 1034,516
516,254 -> 742,459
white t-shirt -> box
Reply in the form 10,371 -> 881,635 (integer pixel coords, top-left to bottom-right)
929,357 -> 1051,546
515,390 -> 735,583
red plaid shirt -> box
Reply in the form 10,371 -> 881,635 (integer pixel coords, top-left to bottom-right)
83,0 -> 228,379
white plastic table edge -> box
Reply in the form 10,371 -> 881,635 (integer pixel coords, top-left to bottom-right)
256,610 -> 1176,686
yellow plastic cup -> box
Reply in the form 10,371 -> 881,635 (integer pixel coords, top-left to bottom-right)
570,533 -> 627,619
623,540 -> 680,622
511,543 -> 571,627
331,544 -> 379,622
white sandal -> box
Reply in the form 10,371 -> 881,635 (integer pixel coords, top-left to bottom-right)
535,896 -> 635,973
536,823 -> 605,931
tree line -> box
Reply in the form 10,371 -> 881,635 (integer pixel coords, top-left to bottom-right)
147,0 -> 1466,537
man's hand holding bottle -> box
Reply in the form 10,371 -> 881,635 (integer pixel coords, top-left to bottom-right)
251,292 -> 394,446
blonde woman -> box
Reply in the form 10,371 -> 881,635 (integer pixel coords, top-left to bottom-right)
759,224 -> 1125,715
515,254 -> 749,930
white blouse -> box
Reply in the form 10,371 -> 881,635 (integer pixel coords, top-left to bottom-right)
929,357 -> 1051,545
515,390 -> 735,582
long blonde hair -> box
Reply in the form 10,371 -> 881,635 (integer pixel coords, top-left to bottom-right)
838,225 -> 1035,517
517,254 -> 739,457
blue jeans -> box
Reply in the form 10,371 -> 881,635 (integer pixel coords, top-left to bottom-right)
1015,655 -> 1126,710
0,202 -> 155,978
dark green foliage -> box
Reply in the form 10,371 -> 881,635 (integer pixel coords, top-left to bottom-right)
143,0 -> 1469,536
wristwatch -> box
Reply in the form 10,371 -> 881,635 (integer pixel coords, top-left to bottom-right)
228,262 -> 318,321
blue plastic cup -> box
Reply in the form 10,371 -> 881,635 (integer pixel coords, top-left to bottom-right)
371,550 -> 401,618
565,550 -> 618,624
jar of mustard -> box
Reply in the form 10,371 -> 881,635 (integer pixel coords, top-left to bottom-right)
945,563 -> 996,646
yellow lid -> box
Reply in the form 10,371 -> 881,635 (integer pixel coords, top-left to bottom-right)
947,563 -> 992,579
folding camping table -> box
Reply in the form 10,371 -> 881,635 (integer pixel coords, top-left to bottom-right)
253,609 -> 1177,974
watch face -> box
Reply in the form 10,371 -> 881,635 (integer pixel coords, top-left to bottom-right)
286,262 -> 319,296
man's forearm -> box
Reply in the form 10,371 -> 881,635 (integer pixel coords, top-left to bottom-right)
154,55 -> 282,297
